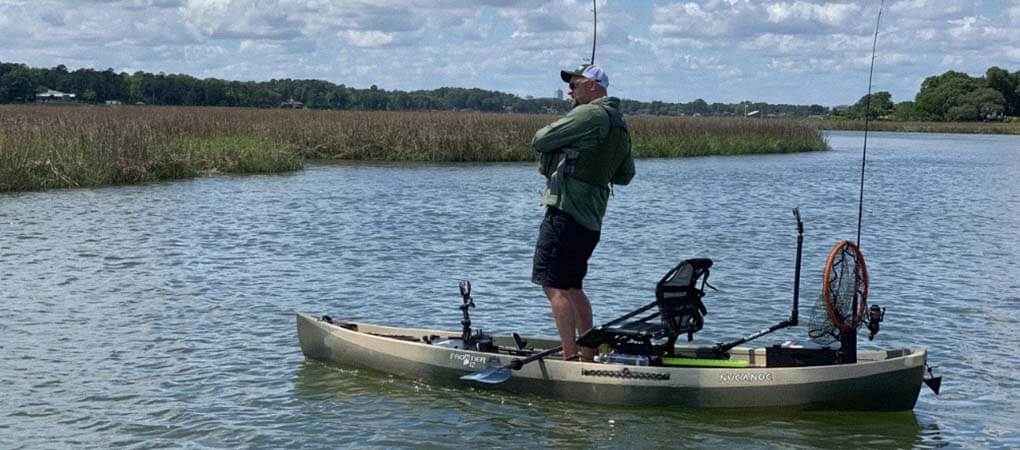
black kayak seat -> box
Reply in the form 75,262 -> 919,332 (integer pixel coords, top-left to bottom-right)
577,258 -> 712,353
657,258 -> 711,340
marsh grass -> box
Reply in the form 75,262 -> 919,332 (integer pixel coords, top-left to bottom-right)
630,116 -> 825,157
1,106 -> 827,192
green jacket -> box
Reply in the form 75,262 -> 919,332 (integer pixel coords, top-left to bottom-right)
532,96 -> 635,231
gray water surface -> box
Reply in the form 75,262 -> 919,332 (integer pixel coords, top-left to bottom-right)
2,131 -> 1018,448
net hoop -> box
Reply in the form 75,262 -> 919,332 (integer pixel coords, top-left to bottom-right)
821,240 -> 869,333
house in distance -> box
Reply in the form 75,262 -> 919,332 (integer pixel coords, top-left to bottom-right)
35,90 -> 76,103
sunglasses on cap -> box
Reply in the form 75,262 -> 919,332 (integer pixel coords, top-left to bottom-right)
568,79 -> 588,90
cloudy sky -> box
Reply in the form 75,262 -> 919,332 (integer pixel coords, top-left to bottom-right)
1,0 -> 1018,106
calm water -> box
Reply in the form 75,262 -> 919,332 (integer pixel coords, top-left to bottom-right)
2,131 -> 1018,448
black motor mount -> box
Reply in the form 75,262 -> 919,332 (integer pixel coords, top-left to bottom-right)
458,280 -> 496,352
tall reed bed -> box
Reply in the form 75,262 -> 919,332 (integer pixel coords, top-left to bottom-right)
630,116 -> 827,157
0,106 -> 827,192
0,106 -> 300,191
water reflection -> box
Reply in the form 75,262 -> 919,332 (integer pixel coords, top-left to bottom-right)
294,360 -> 928,449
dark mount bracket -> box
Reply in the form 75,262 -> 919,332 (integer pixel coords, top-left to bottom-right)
458,280 -> 495,352
512,332 -> 528,351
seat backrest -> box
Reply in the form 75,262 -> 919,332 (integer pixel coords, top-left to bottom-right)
655,258 -> 712,340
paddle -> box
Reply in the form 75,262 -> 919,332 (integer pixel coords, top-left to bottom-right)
460,344 -> 564,384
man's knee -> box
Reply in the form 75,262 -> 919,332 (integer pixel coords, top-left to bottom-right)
544,286 -> 570,303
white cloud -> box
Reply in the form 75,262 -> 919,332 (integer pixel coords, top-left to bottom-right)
179,0 -> 303,40
916,29 -> 937,40
238,40 -> 281,54
1,0 -> 1018,106
941,55 -> 964,66
1007,47 -> 1020,64
651,0 -> 863,41
764,2 -> 860,28
889,0 -> 968,21
178,0 -> 232,37
339,30 -> 398,48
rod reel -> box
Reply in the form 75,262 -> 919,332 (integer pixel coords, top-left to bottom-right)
865,304 -> 885,340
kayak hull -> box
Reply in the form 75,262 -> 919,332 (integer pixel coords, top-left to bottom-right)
296,313 -> 925,411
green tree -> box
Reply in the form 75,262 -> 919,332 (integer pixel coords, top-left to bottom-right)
852,91 -> 893,119
915,71 -> 982,120
944,104 -> 978,121
690,98 -> 709,115
1014,72 -> 1020,108
0,64 -> 37,102
941,89 -> 1005,121
204,79 -> 226,105
890,101 -> 918,121
970,88 -> 1006,119
985,67 -> 1017,116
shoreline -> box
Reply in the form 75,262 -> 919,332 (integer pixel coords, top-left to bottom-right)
809,118 -> 1020,135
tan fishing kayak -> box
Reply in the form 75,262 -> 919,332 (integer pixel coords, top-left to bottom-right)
296,313 -> 927,411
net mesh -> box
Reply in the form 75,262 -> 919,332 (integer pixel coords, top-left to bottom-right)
808,241 -> 868,345
807,292 -> 839,345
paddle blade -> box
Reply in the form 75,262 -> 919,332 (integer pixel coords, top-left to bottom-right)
460,366 -> 512,384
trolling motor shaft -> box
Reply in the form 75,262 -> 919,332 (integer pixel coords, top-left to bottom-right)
457,280 -> 495,352
459,280 -> 474,343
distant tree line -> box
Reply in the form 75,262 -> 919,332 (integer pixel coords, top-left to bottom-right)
839,66 -> 1019,121
2,61 -> 1017,121
0,60 -> 832,118
621,98 -> 829,118
0,61 -> 567,113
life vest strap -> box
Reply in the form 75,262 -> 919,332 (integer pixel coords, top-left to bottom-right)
548,147 -> 580,200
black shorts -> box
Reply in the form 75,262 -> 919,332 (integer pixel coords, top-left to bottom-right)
532,207 -> 601,290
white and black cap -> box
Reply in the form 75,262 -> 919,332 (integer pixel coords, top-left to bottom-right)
560,63 -> 609,89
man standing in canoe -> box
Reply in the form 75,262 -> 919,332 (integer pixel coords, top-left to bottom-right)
531,63 -> 635,362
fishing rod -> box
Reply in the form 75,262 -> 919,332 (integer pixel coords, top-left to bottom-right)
856,0 -> 884,246
822,0 -> 884,365
591,0 -> 597,64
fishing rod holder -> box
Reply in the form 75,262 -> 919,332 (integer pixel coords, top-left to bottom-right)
791,207 -> 803,327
